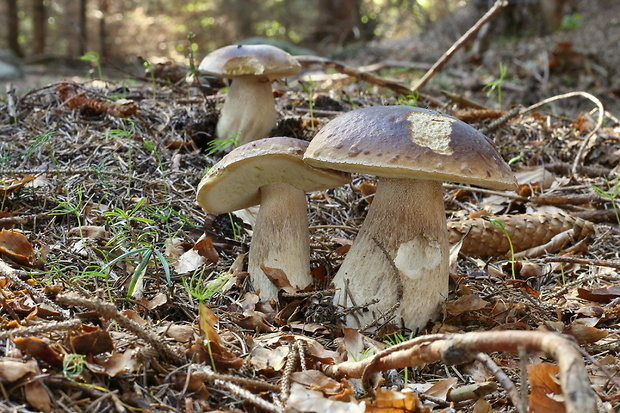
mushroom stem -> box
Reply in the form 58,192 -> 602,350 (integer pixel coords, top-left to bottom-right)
333,178 -> 449,332
248,182 -> 312,300
217,76 -> 278,146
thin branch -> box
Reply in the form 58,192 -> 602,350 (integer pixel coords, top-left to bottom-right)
412,0 -> 509,92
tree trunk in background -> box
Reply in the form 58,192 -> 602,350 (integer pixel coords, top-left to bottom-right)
310,0 -> 368,47
98,0 -> 108,59
7,0 -> 23,57
78,0 -> 88,56
32,0 -> 46,54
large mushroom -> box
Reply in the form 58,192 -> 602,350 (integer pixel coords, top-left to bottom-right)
303,105 -> 517,332
196,137 -> 350,301
198,45 -> 301,147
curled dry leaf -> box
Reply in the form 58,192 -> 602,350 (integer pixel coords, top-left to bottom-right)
162,323 -> 196,343
68,225 -> 108,239
0,358 -> 38,382
564,323 -> 608,345
364,388 -> 428,413
446,294 -> 489,316
95,348 -> 140,376
577,284 -> 620,303
260,265 -> 297,294
0,229 -> 35,266
13,337 -> 63,368
0,175 -> 35,197
528,362 -> 565,413
70,327 -> 114,355
287,382 -> 365,413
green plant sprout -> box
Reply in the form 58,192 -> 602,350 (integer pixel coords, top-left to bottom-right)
384,332 -> 414,386
299,80 -> 316,130
183,270 -> 232,371
205,133 -> 240,155
483,62 -> 508,109
50,186 -> 85,229
100,198 -> 172,298
228,213 -> 242,241
62,353 -> 87,378
79,51 -> 104,79
591,178 -> 620,225
397,92 -> 420,107
486,217 -> 516,279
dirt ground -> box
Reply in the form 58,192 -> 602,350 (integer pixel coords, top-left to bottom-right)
0,1 -> 619,412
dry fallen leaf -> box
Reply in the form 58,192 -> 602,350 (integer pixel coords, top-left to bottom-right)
13,337 -> 64,368
446,294 -> 489,316
287,382 -> 365,413
95,348 -> 140,376
0,358 -> 38,382
0,229 -> 35,266
364,388 -> 429,412
528,362 -> 565,413
70,327 -> 114,355
577,284 -> 620,303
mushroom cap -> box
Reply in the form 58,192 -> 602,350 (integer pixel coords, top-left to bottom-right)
196,137 -> 351,214
304,105 -> 517,191
198,44 -> 301,80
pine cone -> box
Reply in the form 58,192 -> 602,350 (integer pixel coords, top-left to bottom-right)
448,212 -> 595,258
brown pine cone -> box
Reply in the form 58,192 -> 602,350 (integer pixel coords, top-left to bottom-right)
448,212 -> 595,258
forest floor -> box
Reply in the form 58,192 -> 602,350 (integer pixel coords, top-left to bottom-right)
0,1 -> 619,412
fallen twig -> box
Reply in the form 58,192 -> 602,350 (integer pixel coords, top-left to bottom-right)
322,330 -> 596,413
57,292 -> 184,364
412,0 -> 508,92
295,55 -> 412,96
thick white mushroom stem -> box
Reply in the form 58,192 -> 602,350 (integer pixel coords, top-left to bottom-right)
217,76 -> 278,147
333,178 -> 449,332
248,182 -> 313,301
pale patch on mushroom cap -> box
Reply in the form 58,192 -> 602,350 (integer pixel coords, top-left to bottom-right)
304,105 -> 517,191
196,137 -> 351,214
198,44 -> 301,80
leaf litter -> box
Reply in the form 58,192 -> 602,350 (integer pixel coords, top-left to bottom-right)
1,13 -> 620,413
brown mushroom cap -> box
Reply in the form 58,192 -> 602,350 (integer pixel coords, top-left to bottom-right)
196,137 -> 351,214
304,105 -> 517,191
198,44 -> 301,80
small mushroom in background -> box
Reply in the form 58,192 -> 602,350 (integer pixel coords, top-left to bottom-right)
303,105 -> 517,332
196,137 -> 351,301
198,45 -> 301,148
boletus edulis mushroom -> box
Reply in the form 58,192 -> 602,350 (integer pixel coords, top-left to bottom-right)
196,137 -> 350,301
303,105 -> 517,332
198,45 -> 301,148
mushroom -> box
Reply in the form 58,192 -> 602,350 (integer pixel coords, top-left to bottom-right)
303,105 -> 517,332
198,45 -> 301,148
196,137 -> 350,301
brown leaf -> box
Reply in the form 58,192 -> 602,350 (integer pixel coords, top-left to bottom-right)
13,337 -> 63,368
528,362 -> 565,413
260,265 -> 297,293
0,229 -> 35,266
577,285 -> 620,303
95,349 -> 139,376
0,358 -> 38,382
68,225 -> 108,239
194,236 -> 219,264
365,388 -> 428,412
0,176 -> 35,197
564,323 -> 608,345
446,294 -> 489,316
25,375 -> 52,413
291,370 -> 346,397
163,324 -> 196,343
168,373 -> 211,399
235,310 -> 273,333
70,327 -> 114,355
